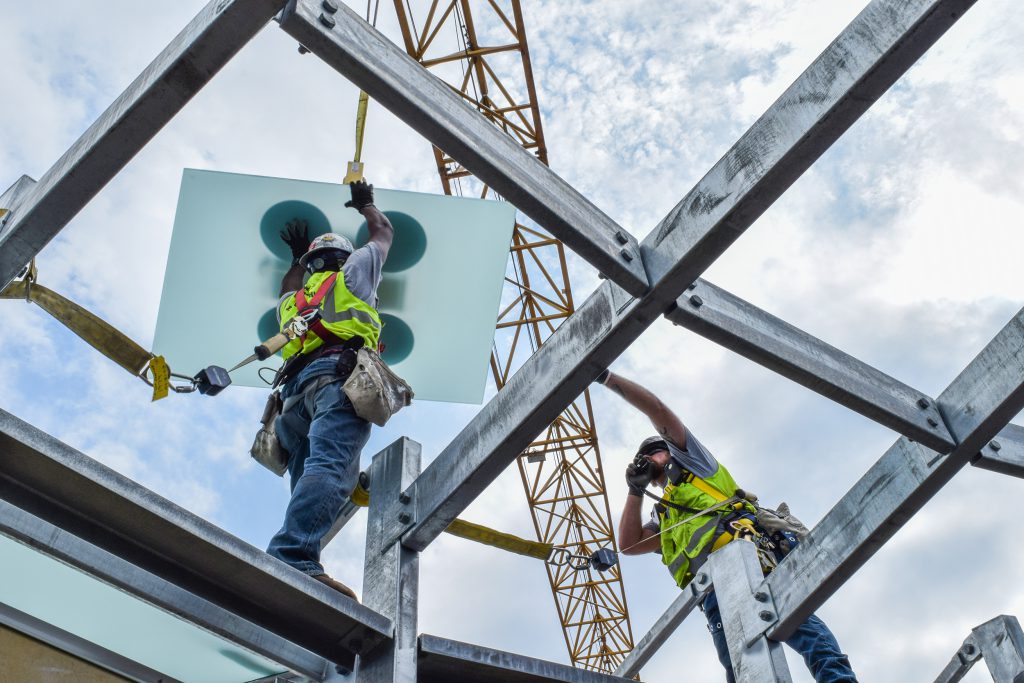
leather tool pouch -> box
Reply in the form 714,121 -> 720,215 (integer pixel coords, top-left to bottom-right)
342,348 -> 414,427
250,391 -> 288,476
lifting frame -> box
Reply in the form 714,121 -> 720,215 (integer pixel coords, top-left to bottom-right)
2,0 -> 1024,680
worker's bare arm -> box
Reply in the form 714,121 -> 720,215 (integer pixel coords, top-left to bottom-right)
603,371 -> 687,446
618,494 -> 660,555
361,204 -> 395,263
279,263 -> 304,297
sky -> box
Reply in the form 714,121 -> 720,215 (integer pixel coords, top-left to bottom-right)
1,1 -> 1023,681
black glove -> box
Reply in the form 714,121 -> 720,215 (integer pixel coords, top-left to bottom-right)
345,179 -> 374,212
280,219 -> 310,263
625,461 -> 653,497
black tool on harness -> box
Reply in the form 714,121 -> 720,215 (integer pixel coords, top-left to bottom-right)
272,334 -> 365,389
194,365 -> 232,396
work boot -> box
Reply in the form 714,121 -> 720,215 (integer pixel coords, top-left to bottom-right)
314,573 -> 359,601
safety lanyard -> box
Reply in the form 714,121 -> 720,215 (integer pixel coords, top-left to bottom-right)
620,495 -> 741,554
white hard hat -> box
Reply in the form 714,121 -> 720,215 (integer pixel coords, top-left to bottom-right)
298,232 -> 355,269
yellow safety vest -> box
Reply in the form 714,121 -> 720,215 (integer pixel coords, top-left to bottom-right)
278,270 -> 381,360
657,462 -> 757,588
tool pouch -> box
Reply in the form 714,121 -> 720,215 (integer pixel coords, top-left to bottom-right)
342,348 -> 414,427
250,391 -> 288,476
755,502 -> 809,557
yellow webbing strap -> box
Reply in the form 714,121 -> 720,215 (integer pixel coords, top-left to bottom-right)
347,488 -> 552,561
342,91 -> 370,184
681,471 -> 730,503
444,518 -> 553,561
0,279 -> 152,375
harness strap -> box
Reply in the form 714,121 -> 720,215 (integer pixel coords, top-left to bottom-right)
294,273 -> 338,311
665,460 -> 732,502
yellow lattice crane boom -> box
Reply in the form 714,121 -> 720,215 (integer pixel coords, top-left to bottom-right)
388,0 -> 634,671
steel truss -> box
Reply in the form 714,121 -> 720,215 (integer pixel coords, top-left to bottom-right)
934,616 -> 1024,682
2,0 -> 1022,681
389,0 -> 632,671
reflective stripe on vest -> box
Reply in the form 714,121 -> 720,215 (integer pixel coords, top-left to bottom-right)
280,270 -> 382,360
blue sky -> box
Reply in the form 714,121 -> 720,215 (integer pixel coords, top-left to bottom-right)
2,1 -> 1024,681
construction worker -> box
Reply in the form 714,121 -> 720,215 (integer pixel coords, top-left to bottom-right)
598,370 -> 858,682
266,179 -> 393,600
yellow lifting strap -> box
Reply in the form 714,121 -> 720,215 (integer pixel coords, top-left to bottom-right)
347,483 -> 552,561
342,91 -> 370,184
1,274 -> 171,400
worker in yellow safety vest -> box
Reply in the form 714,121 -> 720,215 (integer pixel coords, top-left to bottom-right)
597,370 -> 858,682
266,180 -> 393,600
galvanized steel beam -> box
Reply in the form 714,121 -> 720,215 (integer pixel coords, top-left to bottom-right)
360,438 -> 422,683
416,634 -> 633,683
707,541 -> 792,682
974,616 -> 1024,682
613,583 -> 708,679
971,423 -> 1024,479
276,0 -> 649,296
933,616 -> 1024,683
0,176 -> 36,215
763,309 -> 1024,640
355,0 -> 978,552
0,408 -> 391,668
667,278 -> 954,452
0,0 -> 284,288
0,500 -> 328,681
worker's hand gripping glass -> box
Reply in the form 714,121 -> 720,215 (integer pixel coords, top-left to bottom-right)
281,219 -> 310,264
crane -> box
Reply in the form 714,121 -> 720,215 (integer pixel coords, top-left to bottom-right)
387,1 -> 635,672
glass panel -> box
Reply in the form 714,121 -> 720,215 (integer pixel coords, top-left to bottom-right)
154,169 -> 516,403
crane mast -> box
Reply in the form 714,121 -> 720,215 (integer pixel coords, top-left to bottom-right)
390,1 -> 634,671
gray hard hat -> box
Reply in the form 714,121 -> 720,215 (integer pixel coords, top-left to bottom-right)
636,436 -> 669,457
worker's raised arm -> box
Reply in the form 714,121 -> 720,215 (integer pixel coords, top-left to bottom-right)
618,491 -> 660,555
346,180 -> 394,262
598,371 -> 688,447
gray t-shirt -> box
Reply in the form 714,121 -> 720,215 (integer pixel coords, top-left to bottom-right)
278,242 -> 384,321
642,430 -> 720,535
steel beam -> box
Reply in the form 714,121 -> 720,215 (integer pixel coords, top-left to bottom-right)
933,638 -> 978,683
974,616 -> 1024,682
0,408 -> 391,669
0,499 -> 327,681
667,278 -> 954,452
0,601 -> 179,683
762,309 -> 1024,640
0,0 -> 284,288
708,541 -> 792,682
613,583 -> 708,679
344,0 -> 978,552
360,438 -> 421,683
971,423 -> 1024,479
277,0 -> 649,296
416,634 -> 633,683
0,176 -> 36,215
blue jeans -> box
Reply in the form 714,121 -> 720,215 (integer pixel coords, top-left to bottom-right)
266,356 -> 371,575
703,591 -> 857,682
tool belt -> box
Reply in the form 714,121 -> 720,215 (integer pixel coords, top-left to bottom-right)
273,334 -> 365,389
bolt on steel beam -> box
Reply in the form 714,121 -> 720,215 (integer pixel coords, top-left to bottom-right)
763,308 -> 1024,640
360,438 -> 422,683
277,0 -> 649,296
0,0 -> 285,289
0,408 -> 392,668
933,616 -> 1024,683
320,0 -> 980,553
971,423 -> 1024,479
667,277 -> 955,452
